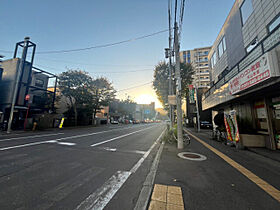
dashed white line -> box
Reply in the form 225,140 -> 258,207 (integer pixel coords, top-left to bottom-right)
0,132 -> 64,142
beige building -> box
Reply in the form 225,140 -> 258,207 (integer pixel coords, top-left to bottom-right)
180,46 -> 212,88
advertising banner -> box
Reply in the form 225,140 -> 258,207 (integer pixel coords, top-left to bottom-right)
224,110 -> 240,142
229,53 -> 272,95
188,85 -> 195,104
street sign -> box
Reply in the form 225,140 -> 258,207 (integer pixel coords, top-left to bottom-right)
188,85 -> 195,104
168,95 -> 176,105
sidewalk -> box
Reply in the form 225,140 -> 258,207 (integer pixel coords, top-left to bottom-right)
148,127 -> 280,209
186,127 -> 280,163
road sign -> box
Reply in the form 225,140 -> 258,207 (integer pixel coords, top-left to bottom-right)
168,95 -> 176,105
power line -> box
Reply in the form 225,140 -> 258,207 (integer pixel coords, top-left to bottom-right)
0,29 -> 169,55
35,57 -> 154,67
117,81 -> 152,92
36,29 -> 169,54
35,64 -> 154,74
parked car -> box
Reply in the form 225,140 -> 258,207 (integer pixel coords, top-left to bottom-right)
111,120 -> 119,124
200,121 -> 212,129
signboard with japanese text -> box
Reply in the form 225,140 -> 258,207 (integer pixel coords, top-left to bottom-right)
188,85 -> 195,104
229,52 -> 277,95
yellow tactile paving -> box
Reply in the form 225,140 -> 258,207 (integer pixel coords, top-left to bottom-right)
167,186 -> 182,195
185,129 -> 280,203
154,184 -> 168,193
149,184 -> 184,210
151,188 -> 167,202
148,200 -> 166,210
167,193 -> 184,206
167,203 -> 185,210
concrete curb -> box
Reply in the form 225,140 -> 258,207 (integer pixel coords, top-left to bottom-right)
134,128 -> 166,210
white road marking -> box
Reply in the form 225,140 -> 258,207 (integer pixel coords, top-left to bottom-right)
100,147 -> 146,154
0,140 -> 49,151
0,133 -> 64,142
130,128 -> 166,173
90,126 -> 155,147
103,147 -> 117,152
75,128 -> 167,210
75,171 -> 131,210
57,142 -> 76,146
0,125 -> 157,152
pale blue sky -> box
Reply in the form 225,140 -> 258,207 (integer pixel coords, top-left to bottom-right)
0,0 -> 235,107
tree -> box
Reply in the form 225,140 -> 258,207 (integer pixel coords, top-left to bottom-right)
58,70 -> 93,126
91,77 -> 116,121
153,61 -> 194,109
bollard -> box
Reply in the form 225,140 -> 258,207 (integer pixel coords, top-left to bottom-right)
32,122 -> 37,131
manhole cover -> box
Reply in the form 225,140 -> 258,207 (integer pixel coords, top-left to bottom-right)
178,152 -> 207,161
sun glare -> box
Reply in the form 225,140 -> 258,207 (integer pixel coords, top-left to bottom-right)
135,94 -> 156,105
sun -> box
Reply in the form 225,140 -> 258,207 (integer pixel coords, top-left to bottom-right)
135,94 -> 156,105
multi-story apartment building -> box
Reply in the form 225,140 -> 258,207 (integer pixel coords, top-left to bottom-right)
180,46 -> 212,88
202,0 -> 280,150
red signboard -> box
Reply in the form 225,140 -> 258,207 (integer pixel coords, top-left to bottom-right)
229,53 -> 272,95
25,94 -> 30,101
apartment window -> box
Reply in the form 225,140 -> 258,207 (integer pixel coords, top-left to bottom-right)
211,51 -> 217,68
240,0 -> 253,25
246,37 -> 258,53
204,51 -> 208,55
218,36 -> 226,58
268,15 -> 280,32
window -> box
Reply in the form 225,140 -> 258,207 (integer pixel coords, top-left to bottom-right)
240,0 -> 253,25
268,15 -> 280,32
246,37 -> 258,53
218,36 -> 226,58
211,51 -> 217,68
35,79 -> 44,87
204,51 -> 208,55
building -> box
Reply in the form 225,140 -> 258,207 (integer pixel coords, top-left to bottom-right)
180,46 -> 212,88
134,102 -> 156,122
0,38 -> 57,130
180,47 -> 212,126
202,0 -> 280,150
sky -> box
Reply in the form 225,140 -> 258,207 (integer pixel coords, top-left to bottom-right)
0,0 -> 235,108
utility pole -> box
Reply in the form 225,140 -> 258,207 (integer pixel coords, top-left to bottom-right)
196,50 -> 200,132
174,23 -> 183,149
7,37 -> 30,133
195,84 -> 200,132
167,0 -> 174,128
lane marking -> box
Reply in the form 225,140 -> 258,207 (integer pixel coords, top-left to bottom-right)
90,126 -> 156,147
99,147 -> 146,154
57,142 -> 76,146
76,127 -> 167,210
75,171 -> 131,210
185,129 -> 280,203
0,125 -> 157,152
131,128 -> 166,173
0,140 -> 50,151
0,133 -> 64,142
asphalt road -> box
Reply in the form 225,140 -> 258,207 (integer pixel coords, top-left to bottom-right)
0,123 -> 166,210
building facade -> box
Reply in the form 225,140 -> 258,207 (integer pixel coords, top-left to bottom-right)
202,0 -> 280,150
0,58 -> 56,129
180,46 -> 212,88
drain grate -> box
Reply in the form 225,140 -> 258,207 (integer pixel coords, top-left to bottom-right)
178,152 -> 207,161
